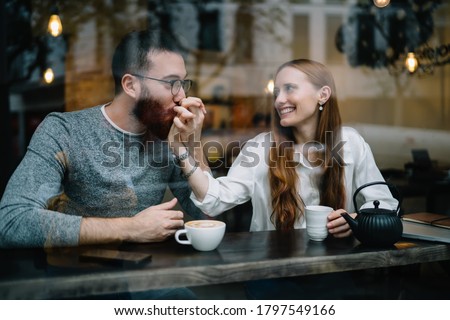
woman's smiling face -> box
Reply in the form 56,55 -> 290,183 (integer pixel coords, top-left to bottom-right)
273,66 -> 322,129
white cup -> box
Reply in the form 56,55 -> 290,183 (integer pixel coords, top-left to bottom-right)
175,220 -> 226,251
305,205 -> 333,241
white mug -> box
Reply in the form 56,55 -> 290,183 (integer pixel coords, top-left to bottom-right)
305,205 -> 333,241
175,220 -> 226,251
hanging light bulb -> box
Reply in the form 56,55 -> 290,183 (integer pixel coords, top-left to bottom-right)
373,0 -> 391,8
266,79 -> 274,94
48,8 -> 63,37
43,68 -> 55,84
405,52 -> 419,74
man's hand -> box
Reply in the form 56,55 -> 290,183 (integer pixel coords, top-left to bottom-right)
126,198 -> 185,243
326,209 -> 356,238
169,97 -> 206,149
79,198 -> 185,245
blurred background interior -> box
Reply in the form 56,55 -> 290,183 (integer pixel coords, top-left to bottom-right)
1,0 -> 450,231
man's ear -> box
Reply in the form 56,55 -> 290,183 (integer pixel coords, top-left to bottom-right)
122,74 -> 139,98
318,86 -> 331,104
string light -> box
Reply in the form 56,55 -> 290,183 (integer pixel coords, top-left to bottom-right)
405,52 -> 419,74
373,0 -> 391,8
266,79 -> 274,94
43,68 -> 54,84
48,7 -> 63,37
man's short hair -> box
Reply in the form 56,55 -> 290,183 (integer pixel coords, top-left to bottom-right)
111,29 -> 182,94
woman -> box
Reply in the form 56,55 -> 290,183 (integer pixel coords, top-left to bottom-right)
171,59 -> 397,237
170,59 -> 398,299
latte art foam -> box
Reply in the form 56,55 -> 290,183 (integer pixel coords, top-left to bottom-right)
186,220 -> 223,228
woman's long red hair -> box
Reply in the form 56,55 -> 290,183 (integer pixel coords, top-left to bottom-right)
269,59 -> 346,230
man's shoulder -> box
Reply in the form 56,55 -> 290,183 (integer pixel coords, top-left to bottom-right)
49,105 -> 102,121
40,105 -> 103,131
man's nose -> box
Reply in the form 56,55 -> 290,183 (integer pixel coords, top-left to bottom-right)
173,88 -> 186,103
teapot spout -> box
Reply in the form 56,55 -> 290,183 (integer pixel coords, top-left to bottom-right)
341,211 -> 358,232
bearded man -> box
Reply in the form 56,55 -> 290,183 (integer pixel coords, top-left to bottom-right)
0,29 -> 207,250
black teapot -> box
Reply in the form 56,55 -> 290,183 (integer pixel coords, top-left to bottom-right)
341,181 -> 403,247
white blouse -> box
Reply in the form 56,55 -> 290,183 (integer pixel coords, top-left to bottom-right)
191,127 -> 398,231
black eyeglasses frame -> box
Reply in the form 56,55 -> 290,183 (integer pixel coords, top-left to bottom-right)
131,73 -> 193,96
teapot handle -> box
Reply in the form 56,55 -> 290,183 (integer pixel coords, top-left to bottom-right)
353,181 -> 402,215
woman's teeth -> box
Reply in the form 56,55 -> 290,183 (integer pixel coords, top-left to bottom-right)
280,107 -> 295,115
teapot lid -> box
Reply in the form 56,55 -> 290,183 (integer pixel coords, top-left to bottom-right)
359,200 -> 396,215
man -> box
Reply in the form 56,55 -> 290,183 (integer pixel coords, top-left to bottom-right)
0,29 -> 207,249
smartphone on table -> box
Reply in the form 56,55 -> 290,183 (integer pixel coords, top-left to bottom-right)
79,249 -> 152,266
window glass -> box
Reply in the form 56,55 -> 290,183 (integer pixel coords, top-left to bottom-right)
292,15 -> 309,59
326,15 -> 344,64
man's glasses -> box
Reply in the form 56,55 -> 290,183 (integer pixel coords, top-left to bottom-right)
131,74 -> 193,96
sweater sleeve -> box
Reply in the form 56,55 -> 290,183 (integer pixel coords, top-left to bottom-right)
0,114 -> 82,248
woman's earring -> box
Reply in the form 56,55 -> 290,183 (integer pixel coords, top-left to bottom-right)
319,103 -> 324,111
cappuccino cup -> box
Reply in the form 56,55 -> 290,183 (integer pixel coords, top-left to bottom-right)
175,220 -> 226,251
305,205 -> 333,241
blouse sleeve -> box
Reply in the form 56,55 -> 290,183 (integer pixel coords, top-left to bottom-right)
190,134 -> 267,216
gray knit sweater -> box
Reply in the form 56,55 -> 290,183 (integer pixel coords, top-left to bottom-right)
0,105 -> 204,248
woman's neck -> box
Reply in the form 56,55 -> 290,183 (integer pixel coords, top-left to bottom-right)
293,122 -> 317,145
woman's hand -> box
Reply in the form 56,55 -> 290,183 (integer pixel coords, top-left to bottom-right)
169,97 -> 206,149
327,209 -> 357,238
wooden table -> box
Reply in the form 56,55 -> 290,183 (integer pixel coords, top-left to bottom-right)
1,229 -> 449,299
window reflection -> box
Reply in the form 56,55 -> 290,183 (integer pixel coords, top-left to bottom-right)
3,0 -> 450,173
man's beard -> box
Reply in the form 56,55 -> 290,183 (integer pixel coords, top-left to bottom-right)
133,87 -> 177,141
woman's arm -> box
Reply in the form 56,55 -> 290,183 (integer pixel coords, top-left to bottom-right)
169,97 -> 210,201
